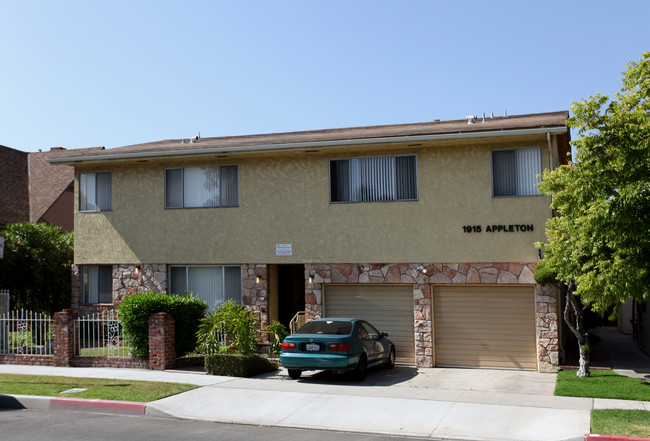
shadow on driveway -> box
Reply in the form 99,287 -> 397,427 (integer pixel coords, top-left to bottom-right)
280,365 -> 419,386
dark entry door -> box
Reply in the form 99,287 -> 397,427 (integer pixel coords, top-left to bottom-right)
277,264 -> 305,329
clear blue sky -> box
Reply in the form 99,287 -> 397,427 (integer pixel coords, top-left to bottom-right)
1,1 -> 648,152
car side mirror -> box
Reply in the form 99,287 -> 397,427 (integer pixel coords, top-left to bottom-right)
381,332 -> 389,338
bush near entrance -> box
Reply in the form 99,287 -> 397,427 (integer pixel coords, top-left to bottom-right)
205,353 -> 277,377
117,291 -> 208,358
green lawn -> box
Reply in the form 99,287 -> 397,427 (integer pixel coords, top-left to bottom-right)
555,369 -> 650,401
0,374 -> 197,402
592,410 -> 650,439
556,369 -> 650,438
78,346 -> 132,357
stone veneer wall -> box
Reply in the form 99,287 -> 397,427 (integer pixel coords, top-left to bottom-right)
303,262 -> 559,372
73,263 -> 270,335
242,264 -> 269,339
113,264 -> 168,301
72,264 -> 168,316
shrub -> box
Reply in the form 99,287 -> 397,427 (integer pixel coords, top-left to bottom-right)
117,291 -> 208,358
197,300 -> 260,356
266,320 -> 289,358
533,258 -> 558,285
205,353 -> 277,377
0,222 -> 73,314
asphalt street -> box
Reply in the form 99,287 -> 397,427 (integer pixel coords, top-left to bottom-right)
0,408 -> 429,441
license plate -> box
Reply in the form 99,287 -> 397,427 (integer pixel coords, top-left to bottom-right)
305,343 -> 320,352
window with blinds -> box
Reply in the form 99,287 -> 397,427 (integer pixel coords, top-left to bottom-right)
82,265 -> 112,304
329,155 -> 418,203
169,265 -> 242,309
491,147 -> 542,197
165,165 -> 239,208
79,172 -> 112,211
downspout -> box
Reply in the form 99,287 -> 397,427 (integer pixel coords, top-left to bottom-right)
546,132 -> 554,171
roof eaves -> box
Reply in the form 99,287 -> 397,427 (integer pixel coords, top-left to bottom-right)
48,125 -> 568,165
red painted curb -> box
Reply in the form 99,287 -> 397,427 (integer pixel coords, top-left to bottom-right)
586,435 -> 650,441
50,397 -> 146,415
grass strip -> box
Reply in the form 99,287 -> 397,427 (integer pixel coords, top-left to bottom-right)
555,369 -> 650,401
591,409 -> 650,438
0,374 -> 197,402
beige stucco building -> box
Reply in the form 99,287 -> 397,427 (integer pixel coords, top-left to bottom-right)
52,111 -> 571,372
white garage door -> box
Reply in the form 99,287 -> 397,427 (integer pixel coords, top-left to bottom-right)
324,285 -> 415,364
434,286 -> 537,370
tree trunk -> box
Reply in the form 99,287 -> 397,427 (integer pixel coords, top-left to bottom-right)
578,342 -> 591,377
562,282 -> 591,377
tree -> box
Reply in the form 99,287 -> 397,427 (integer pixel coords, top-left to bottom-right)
0,223 -> 74,314
536,52 -> 650,377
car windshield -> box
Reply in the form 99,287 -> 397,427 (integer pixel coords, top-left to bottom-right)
297,320 -> 352,335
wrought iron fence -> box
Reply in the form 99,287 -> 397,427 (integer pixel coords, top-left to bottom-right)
0,290 -> 9,314
75,310 -> 129,357
0,310 -> 53,355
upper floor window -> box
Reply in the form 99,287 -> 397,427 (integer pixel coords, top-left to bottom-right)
169,265 -> 242,309
82,265 -> 112,304
79,172 -> 112,211
330,155 -> 417,203
491,147 -> 542,197
165,165 -> 238,208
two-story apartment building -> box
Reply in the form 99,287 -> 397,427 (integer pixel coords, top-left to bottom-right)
51,111 -> 570,372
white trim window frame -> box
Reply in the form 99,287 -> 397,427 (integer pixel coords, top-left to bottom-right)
81,265 -> 113,304
79,172 -> 112,211
168,265 -> 242,309
165,165 -> 239,208
329,154 -> 418,203
491,147 -> 543,197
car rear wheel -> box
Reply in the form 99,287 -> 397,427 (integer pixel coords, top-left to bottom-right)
288,369 -> 302,379
385,348 -> 395,369
352,354 -> 367,381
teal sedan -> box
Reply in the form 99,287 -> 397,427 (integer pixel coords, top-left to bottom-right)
279,318 -> 396,380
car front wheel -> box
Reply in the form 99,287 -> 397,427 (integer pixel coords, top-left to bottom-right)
385,348 -> 395,369
288,369 -> 302,379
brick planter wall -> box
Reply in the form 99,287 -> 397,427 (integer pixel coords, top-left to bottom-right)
148,312 -> 176,371
1,310 -> 179,370
53,309 -> 76,366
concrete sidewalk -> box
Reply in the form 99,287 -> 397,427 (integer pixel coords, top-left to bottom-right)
2,363 -> 649,441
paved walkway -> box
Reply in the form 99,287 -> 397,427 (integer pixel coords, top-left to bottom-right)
596,326 -> 650,381
0,327 -> 648,441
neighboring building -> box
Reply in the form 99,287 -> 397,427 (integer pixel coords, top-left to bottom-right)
0,145 -> 104,231
51,111 -> 571,372
0,145 -> 29,229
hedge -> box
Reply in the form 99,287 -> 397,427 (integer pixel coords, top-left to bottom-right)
205,353 -> 278,377
117,291 -> 208,358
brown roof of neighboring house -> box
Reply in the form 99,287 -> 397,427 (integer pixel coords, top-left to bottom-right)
28,147 -> 105,222
49,111 -> 569,164
0,145 -> 29,226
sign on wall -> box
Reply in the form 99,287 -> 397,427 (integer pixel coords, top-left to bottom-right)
276,243 -> 292,256
462,224 -> 534,233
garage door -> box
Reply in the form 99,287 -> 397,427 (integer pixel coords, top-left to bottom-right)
433,286 -> 537,370
324,285 -> 415,364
